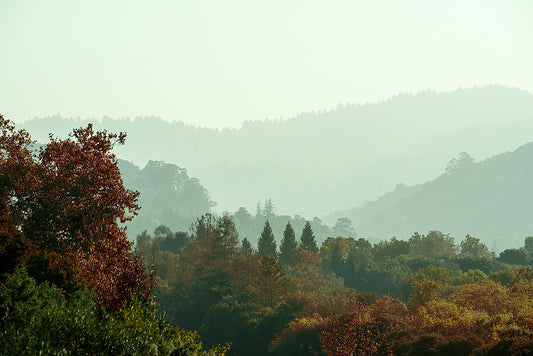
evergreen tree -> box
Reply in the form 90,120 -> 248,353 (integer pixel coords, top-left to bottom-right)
263,199 -> 275,220
241,237 -> 254,257
300,221 -> 318,253
279,221 -> 298,266
258,221 -> 277,257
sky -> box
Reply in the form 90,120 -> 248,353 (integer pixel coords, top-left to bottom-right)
1,0 -> 532,129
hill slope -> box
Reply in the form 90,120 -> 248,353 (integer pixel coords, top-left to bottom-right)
21,85 -> 533,217
325,143 -> 533,250
118,159 -> 215,238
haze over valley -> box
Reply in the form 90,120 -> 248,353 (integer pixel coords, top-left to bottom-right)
21,85 -> 533,249
3,2 -> 533,354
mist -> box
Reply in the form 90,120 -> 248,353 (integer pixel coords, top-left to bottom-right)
2,1 -> 533,354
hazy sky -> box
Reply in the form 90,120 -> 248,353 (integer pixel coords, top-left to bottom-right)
1,0 -> 532,129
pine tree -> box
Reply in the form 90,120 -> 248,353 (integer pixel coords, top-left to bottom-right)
279,221 -> 298,266
300,221 -> 318,253
263,199 -> 275,220
258,221 -> 277,257
241,237 -> 254,257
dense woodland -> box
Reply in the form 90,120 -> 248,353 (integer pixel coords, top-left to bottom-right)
3,116 -> 533,355
138,218 -> 533,355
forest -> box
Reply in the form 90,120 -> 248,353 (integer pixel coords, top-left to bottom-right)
3,115 -> 533,355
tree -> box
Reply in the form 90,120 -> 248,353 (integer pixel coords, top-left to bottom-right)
499,248 -> 527,266
408,279 -> 440,308
333,217 -> 357,238
279,221 -> 298,266
300,221 -> 318,253
373,237 -> 410,260
193,213 -> 239,261
234,207 -> 252,225
445,152 -> 474,174
241,238 -> 255,257
0,115 -> 153,310
524,236 -> 533,256
263,199 -> 275,220
409,231 -> 457,259
249,255 -> 287,307
320,236 -> 350,277
258,221 -> 277,257
459,234 -> 491,259
169,214 -> 239,330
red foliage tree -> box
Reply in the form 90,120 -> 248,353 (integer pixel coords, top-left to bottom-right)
0,114 -> 153,310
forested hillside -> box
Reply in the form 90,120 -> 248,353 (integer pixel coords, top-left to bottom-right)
21,85 -> 533,217
117,161 -> 336,244
5,116 -> 533,355
326,143 -> 533,250
118,159 -> 215,237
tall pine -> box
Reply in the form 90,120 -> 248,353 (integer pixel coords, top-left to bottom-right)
300,221 -> 318,253
279,221 -> 298,266
258,221 -> 277,257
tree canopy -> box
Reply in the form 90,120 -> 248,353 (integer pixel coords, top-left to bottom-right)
0,115 -> 153,310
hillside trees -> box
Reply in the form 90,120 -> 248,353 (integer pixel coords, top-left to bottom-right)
409,231 -> 457,259
119,159 -> 216,237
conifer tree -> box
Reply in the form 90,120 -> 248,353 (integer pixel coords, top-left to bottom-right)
258,221 -> 277,257
300,221 -> 318,253
279,221 -> 298,266
241,237 -> 254,257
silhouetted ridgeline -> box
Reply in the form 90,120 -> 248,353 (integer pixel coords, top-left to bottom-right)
326,142 -> 533,250
22,85 -> 533,217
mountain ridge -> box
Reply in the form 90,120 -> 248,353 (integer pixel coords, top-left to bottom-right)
325,141 -> 533,250
20,85 -> 533,217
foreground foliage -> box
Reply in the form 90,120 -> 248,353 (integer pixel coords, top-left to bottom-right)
0,115 -> 226,355
0,266 -> 227,355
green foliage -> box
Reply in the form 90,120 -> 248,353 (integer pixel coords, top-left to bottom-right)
500,248 -> 528,266
240,237 -> 255,257
332,217 -> 357,238
300,221 -> 318,253
279,221 -> 298,266
258,221 -> 277,257
119,159 -> 216,237
320,236 -> 350,278
0,266 -> 227,355
373,237 -> 410,261
409,231 -> 458,259
459,234 -> 492,259
524,236 -> 533,255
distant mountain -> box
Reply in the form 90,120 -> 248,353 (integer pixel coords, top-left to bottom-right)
117,159 -> 215,238
325,143 -> 533,250
21,85 -> 533,217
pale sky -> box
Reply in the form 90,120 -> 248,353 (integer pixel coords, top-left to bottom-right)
1,0 -> 532,129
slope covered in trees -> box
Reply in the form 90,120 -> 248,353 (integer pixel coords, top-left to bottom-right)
21,85 -> 533,217
118,159 -> 215,237
326,142 -> 533,250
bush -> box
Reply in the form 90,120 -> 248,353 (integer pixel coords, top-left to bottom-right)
0,266 -> 228,355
